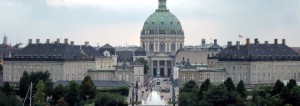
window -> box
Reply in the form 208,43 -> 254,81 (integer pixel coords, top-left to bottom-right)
182,74 -> 186,81
190,74 -> 194,80
207,74 -> 210,79
199,74 -> 203,81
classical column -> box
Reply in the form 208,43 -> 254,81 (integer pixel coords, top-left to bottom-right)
169,42 -> 171,52
154,42 -> 156,52
157,60 -> 160,77
165,60 -> 167,77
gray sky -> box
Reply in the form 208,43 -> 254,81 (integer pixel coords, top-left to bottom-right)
0,0 -> 299,47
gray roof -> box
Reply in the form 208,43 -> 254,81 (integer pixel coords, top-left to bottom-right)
212,43 -> 300,61
181,59 -> 196,70
117,62 -> 132,70
117,51 -> 133,62
131,60 -> 143,66
56,80 -> 130,88
134,47 -> 146,56
99,44 -> 115,55
5,43 -> 101,61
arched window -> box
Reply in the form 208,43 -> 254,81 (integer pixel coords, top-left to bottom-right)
150,42 -> 154,51
160,42 -> 165,52
180,42 -> 183,49
142,42 -> 145,49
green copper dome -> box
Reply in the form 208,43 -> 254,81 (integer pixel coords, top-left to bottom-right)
141,0 -> 184,36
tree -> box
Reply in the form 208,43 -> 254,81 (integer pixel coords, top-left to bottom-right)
200,79 -> 211,92
34,80 -> 46,106
236,80 -> 247,99
224,77 -> 235,92
137,58 -> 149,75
0,91 -> 21,106
271,94 -> 283,106
181,80 -> 198,92
287,79 -> 297,89
80,76 -> 96,100
94,92 -> 127,106
19,71 -> 30,98
198,79 -> 211,101
178,92 -> 196,106
2,82 -> 13,95
65,81 -> 80,106
272,80 -> 284,96
19,71 -> 53,98
202,84 -> 229,106
52,84 -> 66,102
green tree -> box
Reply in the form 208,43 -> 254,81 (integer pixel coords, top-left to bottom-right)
1,82 -> 13,95
198,79 -> 211,101
236,80 -> 247,99
287,79 -> 297,89
65,81 -> 80,106
80,76 -> 96,100
181,80 -> 198,92
224,77 -> 235,92
19,71 -> 30,98
0,91 -> 21,106
19,71 -> 53,98
271,94 -> 283,106
52,84 -> 66,102
137,58 -> 149,75
94,92 -> 127,106
272,80 -> 284,96
202,84 -> 229,106
178,92 -> 195,106
200,79 -> 211,92
34,80 -> 46,106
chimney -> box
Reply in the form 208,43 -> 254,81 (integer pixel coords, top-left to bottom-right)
29,39 -> 32,44
246,38 -> 250,45
274,39 -> 278,44
214,39 -> 217,45
227,41 -> 232,47
282,39 -> 286,45
236,41 -> 240,49
56,39 -> 60,44
201,39 -> 205,47
254,38 -> 258,44
36,39 -> 40,44
85,41 -> 89,47
64,38 -> 68,44
70,41 -> 74,46
46,39 -> 50,44
265,41 -> 268,44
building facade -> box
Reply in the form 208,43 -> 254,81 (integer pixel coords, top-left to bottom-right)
3,39 -> 99,84
207,39 -> 300,86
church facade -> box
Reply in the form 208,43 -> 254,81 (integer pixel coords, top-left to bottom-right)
141,0 -> 184,77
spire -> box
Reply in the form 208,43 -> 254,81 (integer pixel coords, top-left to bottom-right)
157,0 -> 169,12
3,34 -> 7,44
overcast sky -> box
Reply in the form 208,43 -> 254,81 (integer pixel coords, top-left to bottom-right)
0,0 -> 299,47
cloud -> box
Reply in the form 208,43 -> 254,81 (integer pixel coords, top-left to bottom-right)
46,0 -> 155,9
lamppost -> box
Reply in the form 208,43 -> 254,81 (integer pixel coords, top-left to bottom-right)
136,81 -> 139,104
132,85 -> 134,106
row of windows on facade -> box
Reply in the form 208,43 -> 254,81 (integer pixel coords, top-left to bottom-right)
220,64 -> 300,71
181,72 -> 300,84
142,42 -> 183,51
6,65 -> 94,70
4,73 -> 88,82
142,30 -> 183,35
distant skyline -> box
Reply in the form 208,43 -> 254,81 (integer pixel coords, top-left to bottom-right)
0,0 -> 299,47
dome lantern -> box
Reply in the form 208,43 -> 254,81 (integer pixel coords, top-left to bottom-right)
157,0 -> 168,12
